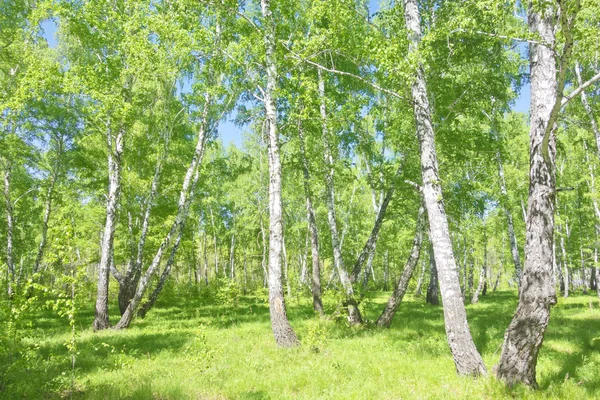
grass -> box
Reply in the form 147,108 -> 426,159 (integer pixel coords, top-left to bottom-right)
1,285 -> 600,399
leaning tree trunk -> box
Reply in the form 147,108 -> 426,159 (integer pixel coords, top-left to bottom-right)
403,0 -> 486,376
496,3 -> 564,386
497,152 -> 522,288
377,204 -> 425,327
260,0 -> 299,347
318,68 -> 362,325
116,148 -> 164,315
137,218 -> 187,318
114,98 -> 210,329
93,126 -> 125,330
351,172 -> 399,284
3,165 -> 15,297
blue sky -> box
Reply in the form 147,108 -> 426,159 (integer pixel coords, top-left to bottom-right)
39,0 -> 529,150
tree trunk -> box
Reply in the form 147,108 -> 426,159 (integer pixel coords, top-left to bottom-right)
415,257 -> 426,297
230,233 -> 235,279
260,0 -> 299,347
496,3 -> 562,386
559,224 -> 569,298
426,243 -> 439,306
351,178 -> 397,284
497,152 -> 522,287
282,234 -> 291,297
33,161 -> 59,274
403,0 -> 486,376
93,125 -> 125,330
383,250 -> 389,291
575,63 -> 600,160
137,217 -> 187,318
3,165 -> 15,297
579,247 -> 587,294
318,68 -> 362,325
596,247 -> 600,301
377,204 -> 425,327
471,265 -> 486,304
211,209 -> 219,279
260,215 -> 268,288
460,240 -> 467,299
472,227 -> 488,303
243,249 -> 248,287
114,97 -> 210,329
118,148 -> 164,315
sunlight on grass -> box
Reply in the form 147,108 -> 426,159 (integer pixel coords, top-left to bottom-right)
2,289 -> 599,399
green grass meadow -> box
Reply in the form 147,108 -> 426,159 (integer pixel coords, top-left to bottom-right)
2,287 -> 600,399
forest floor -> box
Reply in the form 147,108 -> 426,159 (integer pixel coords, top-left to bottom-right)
1,284 -> 600,399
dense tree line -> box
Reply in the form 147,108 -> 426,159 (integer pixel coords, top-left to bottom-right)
2,0 -> 600,389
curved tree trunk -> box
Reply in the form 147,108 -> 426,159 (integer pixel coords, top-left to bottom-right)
261,0 -> 299,347
403,0 -> 486,376
377,204 -> 425,327
496,2 -> 566,386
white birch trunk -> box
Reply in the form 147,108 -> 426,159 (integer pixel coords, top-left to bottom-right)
403,0 -> 486,375
260,0 -> 299,347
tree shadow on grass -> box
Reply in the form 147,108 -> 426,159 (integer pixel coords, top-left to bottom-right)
538,311 -> 600,395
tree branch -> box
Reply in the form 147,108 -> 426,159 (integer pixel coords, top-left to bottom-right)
561,70 -> 600,108
280,41 -> 407,102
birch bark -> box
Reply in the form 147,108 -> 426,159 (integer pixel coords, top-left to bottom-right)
318,68 -> 362,325
260,0 -> 299,347
496,2 -> 566,386
403,0 -> 486,375
93,125 -> 125,330
377,204 -> 425,327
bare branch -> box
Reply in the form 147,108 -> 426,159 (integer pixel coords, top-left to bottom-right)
280,41 -> 407,102
561,70 -> 600,108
